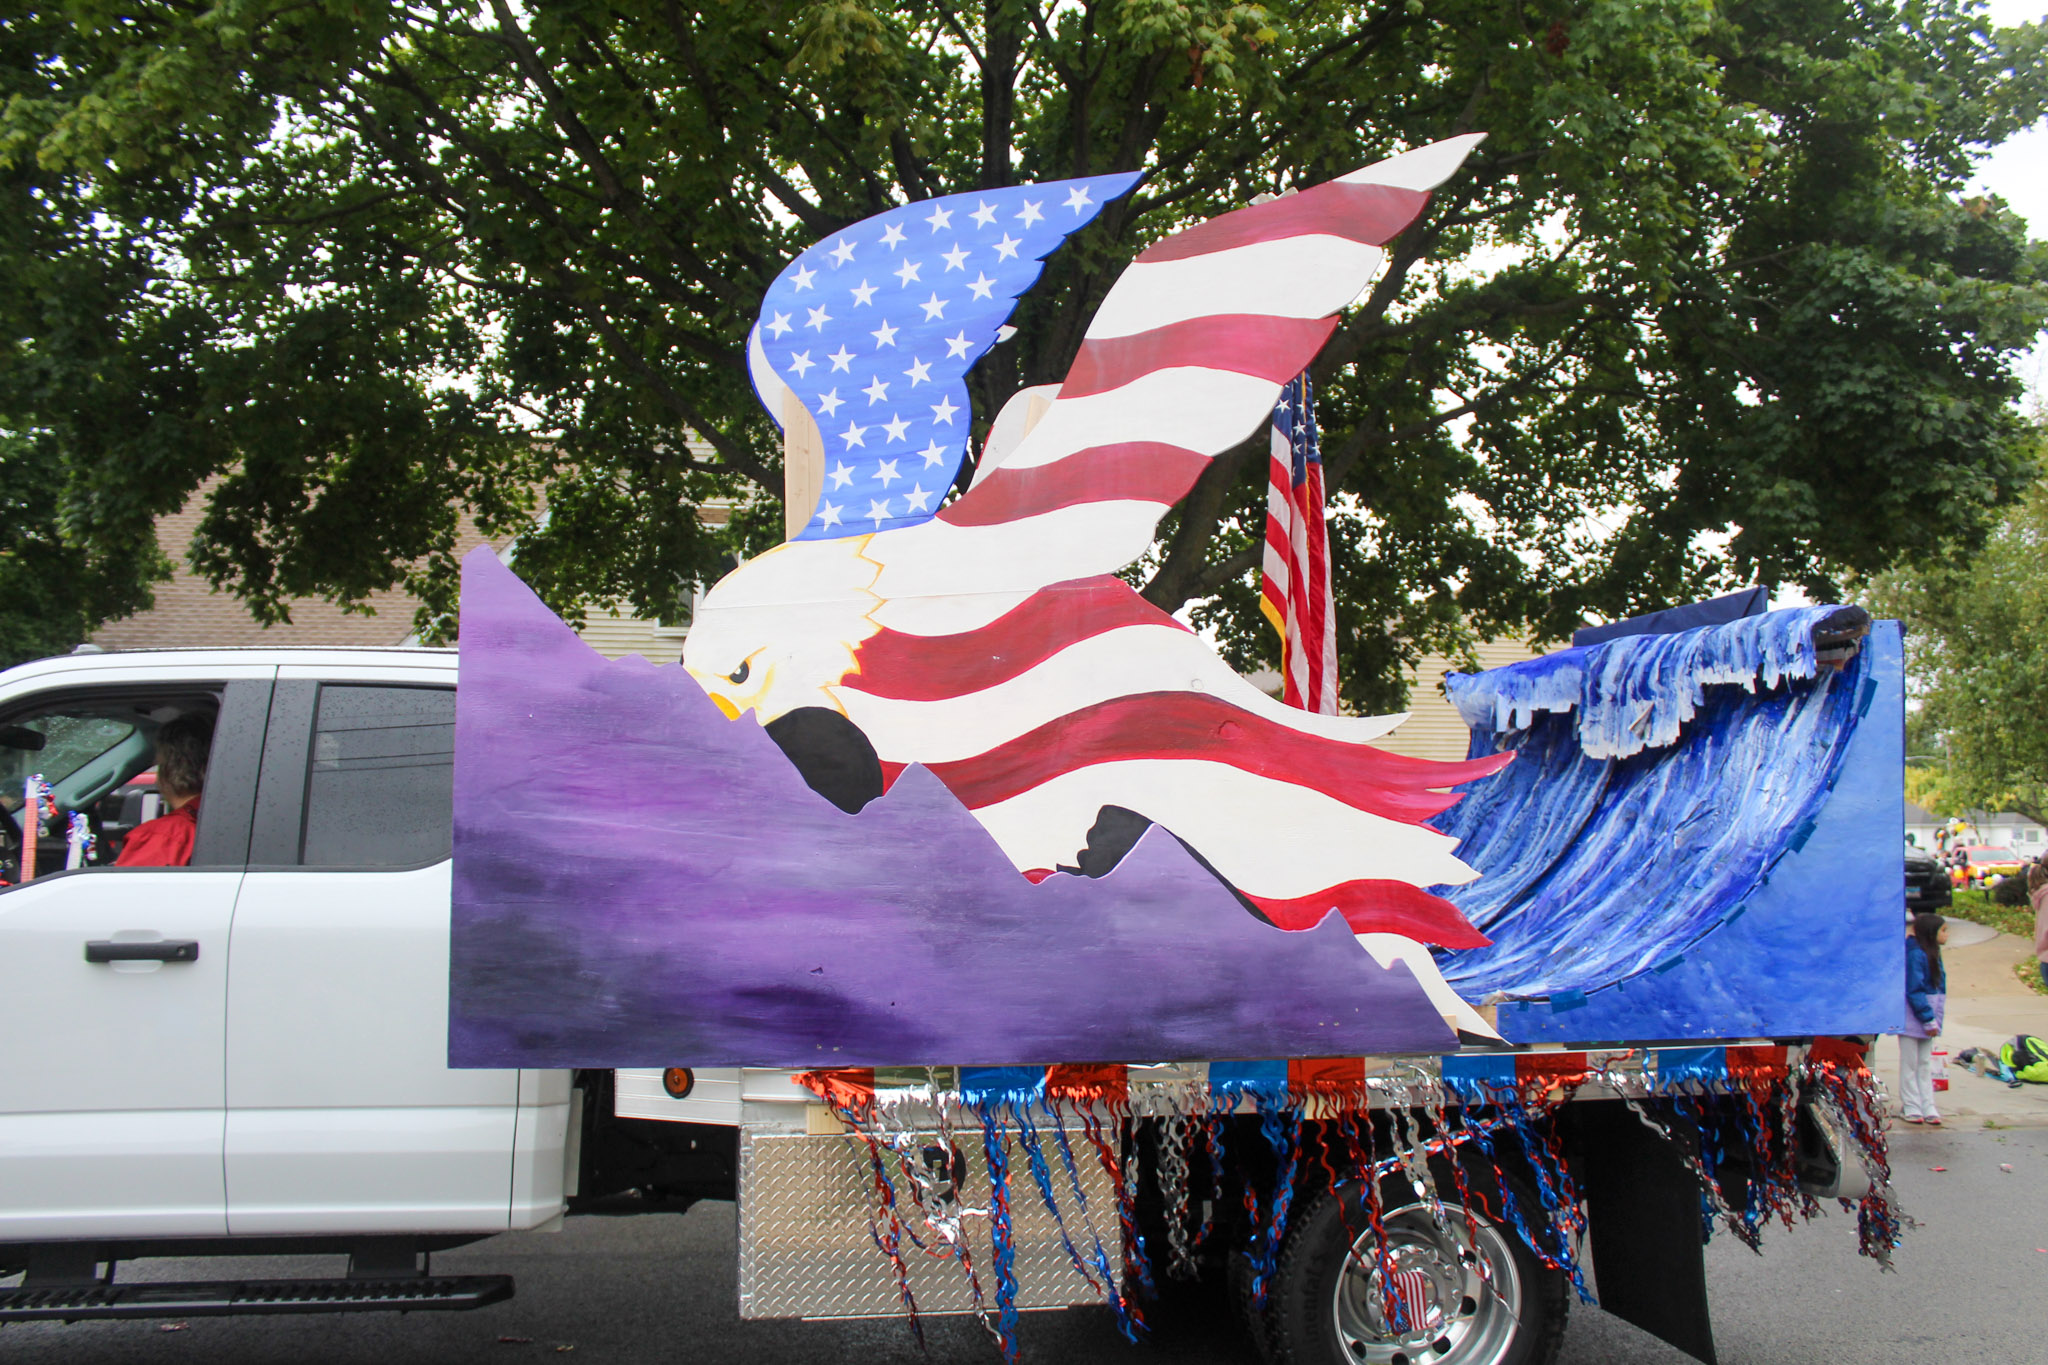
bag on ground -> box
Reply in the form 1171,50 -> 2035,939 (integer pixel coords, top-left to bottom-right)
1999,1034 -> 2048,1084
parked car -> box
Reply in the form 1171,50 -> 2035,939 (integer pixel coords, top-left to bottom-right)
1954,844 -> 2026,887
1905,841 -> 1953,913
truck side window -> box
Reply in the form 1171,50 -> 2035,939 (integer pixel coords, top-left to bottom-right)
299,686 -> 456,868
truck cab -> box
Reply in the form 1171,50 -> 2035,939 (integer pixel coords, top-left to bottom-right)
0,649 -> 599,1306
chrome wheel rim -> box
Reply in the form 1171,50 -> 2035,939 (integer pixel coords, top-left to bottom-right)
1331,1201 -> 1522,1365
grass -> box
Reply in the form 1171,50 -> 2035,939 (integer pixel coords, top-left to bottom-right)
1944,887 -> 2047,996
1948,886 -> 2036,940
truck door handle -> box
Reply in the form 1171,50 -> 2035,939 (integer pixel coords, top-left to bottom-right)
84,939 -> 199,964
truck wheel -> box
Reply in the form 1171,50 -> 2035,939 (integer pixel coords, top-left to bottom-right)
1271,1175 -> 1567,1365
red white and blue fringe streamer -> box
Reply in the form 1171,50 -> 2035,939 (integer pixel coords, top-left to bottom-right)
798,1040 -> 1901,1361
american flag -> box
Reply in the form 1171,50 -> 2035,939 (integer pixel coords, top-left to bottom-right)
1387,1266 -> 1437,1332
1260,372 -> 1340,715
709,136 -> 1510,956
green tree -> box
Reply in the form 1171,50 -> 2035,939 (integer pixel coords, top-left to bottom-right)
3,0 -> 2046,702
1867,428 -> 2048,827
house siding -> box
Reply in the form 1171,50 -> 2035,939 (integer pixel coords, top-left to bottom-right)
1366,638 -> 1544,763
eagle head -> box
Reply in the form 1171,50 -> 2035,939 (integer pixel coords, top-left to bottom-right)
682,535 -> 885,724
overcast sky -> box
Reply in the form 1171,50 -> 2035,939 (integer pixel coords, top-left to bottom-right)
1977,1 -> 2047,402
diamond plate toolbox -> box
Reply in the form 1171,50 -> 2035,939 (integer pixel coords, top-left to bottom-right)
737,1127 -> 1117,1319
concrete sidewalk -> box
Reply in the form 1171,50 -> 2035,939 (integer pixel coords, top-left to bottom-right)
1867,917 -> 2048,1127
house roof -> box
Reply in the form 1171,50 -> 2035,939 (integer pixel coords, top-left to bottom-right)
1905,802 -> 2043,829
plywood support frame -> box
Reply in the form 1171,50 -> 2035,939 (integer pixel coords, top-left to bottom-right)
783,390 -> 827,539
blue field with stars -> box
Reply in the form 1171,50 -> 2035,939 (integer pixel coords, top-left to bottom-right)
750,172 -> 1142,538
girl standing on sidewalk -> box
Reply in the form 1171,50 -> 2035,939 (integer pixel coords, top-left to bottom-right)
1901,912 -> 1948,1125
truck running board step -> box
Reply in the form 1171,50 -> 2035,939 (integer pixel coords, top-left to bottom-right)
0,1274 -> 514,1322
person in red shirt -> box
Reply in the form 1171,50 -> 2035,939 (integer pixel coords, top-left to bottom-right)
114,712 -> 214,868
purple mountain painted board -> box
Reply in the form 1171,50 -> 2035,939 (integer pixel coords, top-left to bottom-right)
448,549 -> 1456,1069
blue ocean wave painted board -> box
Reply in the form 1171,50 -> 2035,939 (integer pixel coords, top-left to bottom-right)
1430,612 -> 1904,1043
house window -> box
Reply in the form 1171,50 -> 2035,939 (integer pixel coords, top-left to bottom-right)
652,584 -> 703,638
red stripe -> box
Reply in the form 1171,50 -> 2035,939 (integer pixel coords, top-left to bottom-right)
1246,880 -> 1489,949
1138,181 -> 1431,264
927,689 -> 1512,819
1302,462 -> 1334,713
1726,1045 -> 1789,1081
1267,453 -> 1294,494
1062,315 -> 1338,398
1514,1053 -> 1591,1086
940,443 -> 1210,528
842,576 -> 1189,702
795,1068 -> 877,1112
1806,1037 -> 1871,1072
1047,1063 -> 1127,1105
1287,479 -> 1308,708
1289,1056 -> 1366,1095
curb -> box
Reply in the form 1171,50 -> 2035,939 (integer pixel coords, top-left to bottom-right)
1924,1111 -> 2048,1130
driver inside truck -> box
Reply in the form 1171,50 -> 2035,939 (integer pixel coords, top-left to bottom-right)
114,712 -> 215,868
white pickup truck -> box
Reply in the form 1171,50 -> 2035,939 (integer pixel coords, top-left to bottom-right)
0,647 -> 736,1319
0,641 -> 1885,1365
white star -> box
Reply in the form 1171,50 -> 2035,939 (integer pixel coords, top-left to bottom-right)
805,304 -> 832,330
903,483 -> 933,513
840,421 -> 869,449
1016,200 -> 1043,226
893,259 -> 922,287
879,222 -> 906,249
818,501 -> 844,528
874,457 -> 902,485
787,350 -> 815,377
881,414 -> 910,442
1063,186 -> 1093,214
828,346 -> 855,372
918,439 -> 947,467
925,204 -> 953,232
828,461 -> 854,489
966,272 -> 995,300
766,311 -> 793,338
920,292 -> 948,320
863,376 -> 890,404
944,331 -> 973,359
828,238 -> 856,266
792,264 -> 818,291
941,243 -> 969,271
969,200 -> 998,228
866,497 -> 893,523
871,319 -> 899,348
849,279 -> 878,306
929,396 -> 959,425
993,233 -> 1021,260
816,388 -> 844,416
904,357 -> 933,386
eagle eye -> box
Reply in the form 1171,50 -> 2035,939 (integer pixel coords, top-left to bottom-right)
727,660 -> 751,686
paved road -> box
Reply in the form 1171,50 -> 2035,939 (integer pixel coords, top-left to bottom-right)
6,1124 -> 2042,1364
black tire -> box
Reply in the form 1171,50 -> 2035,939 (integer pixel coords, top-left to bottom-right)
1271,1166 -> 1568,1365
1229,1247 -> 1284,1365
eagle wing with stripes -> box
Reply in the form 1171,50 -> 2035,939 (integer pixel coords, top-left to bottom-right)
841,136 -> 1508,948
865,134 -> 1488,613
688,135 -> 1509,954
